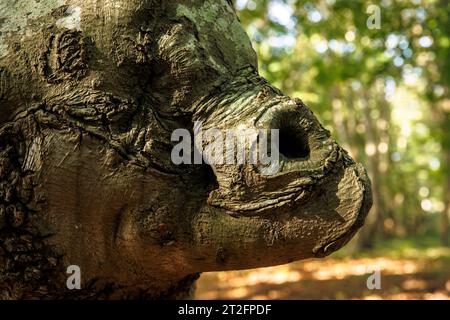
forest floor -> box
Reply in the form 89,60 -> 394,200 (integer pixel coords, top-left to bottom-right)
196,237 -> 450,300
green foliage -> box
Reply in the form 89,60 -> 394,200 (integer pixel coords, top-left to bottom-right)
236,0 -> 450,248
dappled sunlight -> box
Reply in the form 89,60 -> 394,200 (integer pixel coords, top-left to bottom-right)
196,254 -> 450,300
214,265 -> 303,289
363,291 -> 449,300
402,279 -> 428,290
297,258 -> 420,281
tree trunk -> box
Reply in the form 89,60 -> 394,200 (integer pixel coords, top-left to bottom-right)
0,0 -> 372,299
357,91 -> 381,249
441,118 -> 450,247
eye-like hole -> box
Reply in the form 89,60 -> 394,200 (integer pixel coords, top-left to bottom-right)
278,125 -> 310,159
271,109 -> 312,160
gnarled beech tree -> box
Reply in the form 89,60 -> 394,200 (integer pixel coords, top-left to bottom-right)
0,0 -> 372,299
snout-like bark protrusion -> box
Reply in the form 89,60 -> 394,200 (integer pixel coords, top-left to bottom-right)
189,69 -> 372,269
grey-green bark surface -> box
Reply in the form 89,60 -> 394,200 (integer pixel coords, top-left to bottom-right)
0,0 -> 372,299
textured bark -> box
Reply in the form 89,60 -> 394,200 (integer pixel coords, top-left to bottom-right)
0,0 -> 372,299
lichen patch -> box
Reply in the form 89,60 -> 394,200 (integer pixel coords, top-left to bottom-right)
55,6 -> 81,31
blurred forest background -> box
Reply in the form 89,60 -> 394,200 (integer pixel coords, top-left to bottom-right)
196,0 -> 450,299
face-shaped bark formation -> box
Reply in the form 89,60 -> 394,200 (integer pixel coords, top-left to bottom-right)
0,0 -> 372,299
